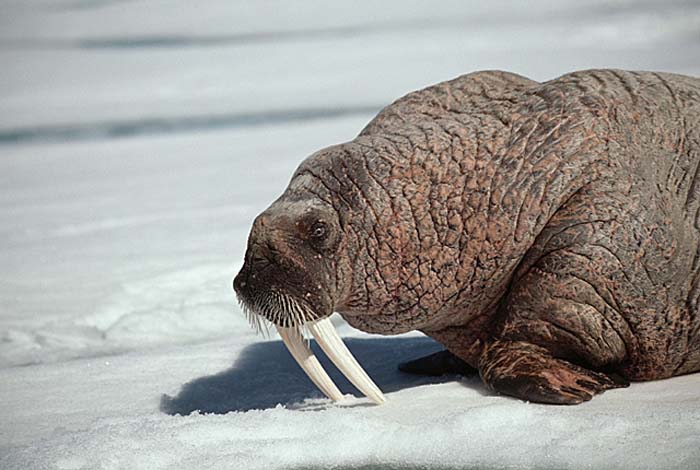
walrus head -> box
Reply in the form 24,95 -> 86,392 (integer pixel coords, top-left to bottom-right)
233,198 -> 341,329
233,189 -> 385,404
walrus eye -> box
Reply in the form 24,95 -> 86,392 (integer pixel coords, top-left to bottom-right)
310,221 -> 327,240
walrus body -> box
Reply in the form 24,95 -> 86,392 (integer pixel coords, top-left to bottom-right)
234,69 -> 700,404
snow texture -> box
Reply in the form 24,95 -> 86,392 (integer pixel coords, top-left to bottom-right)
1,1 -> 699,469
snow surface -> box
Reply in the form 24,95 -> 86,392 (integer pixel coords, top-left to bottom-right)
1,1 -> 699,469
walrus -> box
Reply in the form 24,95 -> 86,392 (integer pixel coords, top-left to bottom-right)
233,69 -> 700,404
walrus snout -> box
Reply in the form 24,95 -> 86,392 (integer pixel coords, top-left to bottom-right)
233,255 -> 386,405
232,266 -> 248,293
232,243 -> 271,292
233,239 -> 326,328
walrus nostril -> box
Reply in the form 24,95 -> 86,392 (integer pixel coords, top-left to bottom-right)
252,254 -> 268,265
247,243 -> 272,268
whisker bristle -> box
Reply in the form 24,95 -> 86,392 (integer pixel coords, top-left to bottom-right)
237,290 -> 314,339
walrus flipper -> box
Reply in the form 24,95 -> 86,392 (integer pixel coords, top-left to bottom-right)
398,350 -> 476,377
480,340 -> 629,404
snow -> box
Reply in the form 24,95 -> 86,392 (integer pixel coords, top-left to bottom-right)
1,1 -> 699,469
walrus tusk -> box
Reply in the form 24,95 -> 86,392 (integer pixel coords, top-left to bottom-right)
276,325 -> 344,402
308,318 -> 386,405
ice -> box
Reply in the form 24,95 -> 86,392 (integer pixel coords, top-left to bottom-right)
1,0 -> 699,469
2,337 -> 699,469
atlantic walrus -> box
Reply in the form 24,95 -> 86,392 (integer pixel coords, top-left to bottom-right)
233,69 -> 700,404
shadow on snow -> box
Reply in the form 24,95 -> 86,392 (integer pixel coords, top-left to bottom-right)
160,335 -> 481,414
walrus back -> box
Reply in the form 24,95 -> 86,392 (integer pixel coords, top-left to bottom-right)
359,70 -> 539,137
546,70 -> 700,209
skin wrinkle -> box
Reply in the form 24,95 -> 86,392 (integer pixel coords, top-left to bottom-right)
532,316 -> 590,355
235,69 -> 700,403
346,146 -> 407,316
682,136 -> 700,210
296,167 -> 352,212
548,290 -> 622,360
672,119 -> 691,195
566,267 -> 624,319
336,151 -> 382,248
356,149 -> 405,291
513,243 -> 640,337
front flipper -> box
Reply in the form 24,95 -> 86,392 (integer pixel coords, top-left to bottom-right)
480,340 -> 629,405
399,350 -> 477,377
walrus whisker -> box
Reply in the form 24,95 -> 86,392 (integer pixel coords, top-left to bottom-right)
239,295 -> 272,338
239,290 -> 311,338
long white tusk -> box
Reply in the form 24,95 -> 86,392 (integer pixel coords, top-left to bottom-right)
276,325 -> 344,402
308,318 -> 386,405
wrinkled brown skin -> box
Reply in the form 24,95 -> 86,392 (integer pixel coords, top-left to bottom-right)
235,69 -> 700,404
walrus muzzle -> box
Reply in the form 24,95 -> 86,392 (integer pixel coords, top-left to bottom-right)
234,285 -> 385,405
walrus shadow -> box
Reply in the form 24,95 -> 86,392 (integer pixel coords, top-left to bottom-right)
160,336 -> 483,414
